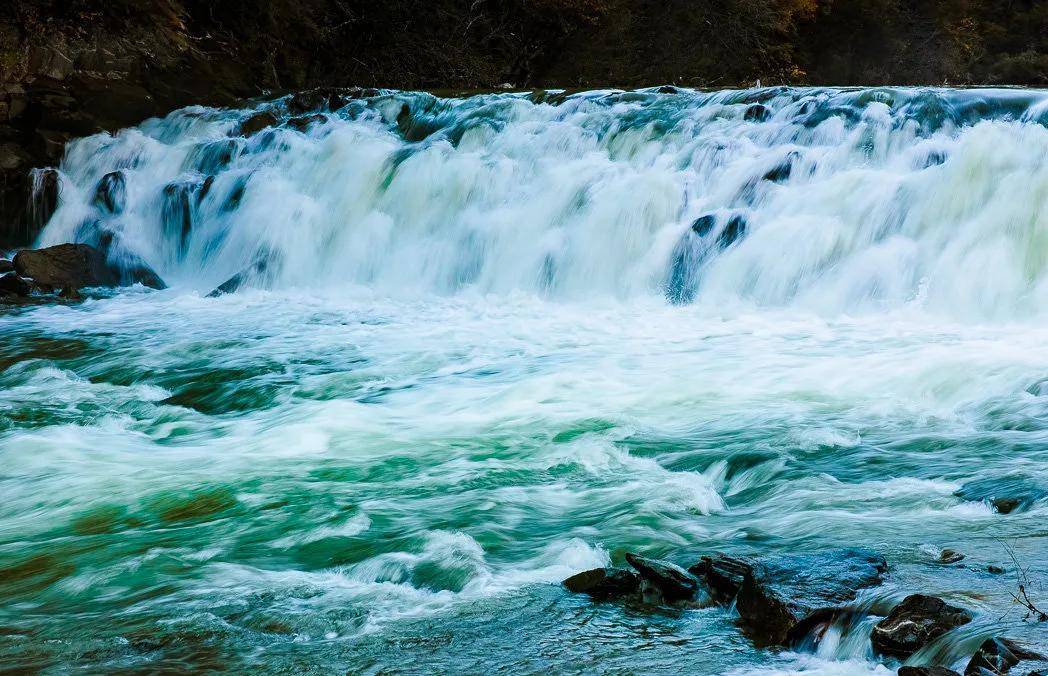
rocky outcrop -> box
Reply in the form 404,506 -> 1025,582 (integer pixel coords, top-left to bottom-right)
0,270 -> 30,297
870,595 -> 974,658
964,638 -> 1046,675
955,476 -> 1046,515
562,567 -> 641,599
624,553 -> 702,603
12,242 -> 165,291
729,548 -> 888,647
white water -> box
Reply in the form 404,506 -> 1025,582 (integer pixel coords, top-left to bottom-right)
5,87 -> 1048,673
36,87 -> 1048,319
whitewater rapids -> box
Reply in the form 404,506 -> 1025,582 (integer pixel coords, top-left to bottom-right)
1,87 -> 1047,673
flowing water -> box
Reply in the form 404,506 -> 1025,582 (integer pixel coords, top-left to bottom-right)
2,87 -> 1047,673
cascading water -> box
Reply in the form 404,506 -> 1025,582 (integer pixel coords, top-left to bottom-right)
36,87 -> 1048,317
3,88 -> 1048,674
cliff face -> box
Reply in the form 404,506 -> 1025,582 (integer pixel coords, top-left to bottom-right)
2,0 -> 1046,246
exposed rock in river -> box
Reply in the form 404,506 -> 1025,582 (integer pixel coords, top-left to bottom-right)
870,594 -> 973,658
729,548 -> 888,646
964,637 -> 1046,676
624,553 -> 702,603
562,567 -> 641,599
13,242 -> 165,291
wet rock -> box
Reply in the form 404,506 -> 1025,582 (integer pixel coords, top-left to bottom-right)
207,251 -> 279,297
689,553 -> 754,605
666,228 -> 704,305
965,638 -> 1046,675
719,214 -> 747,248
987,565 -> 1005,575
0,272 -> 31,297
14,243 -> 115,288
0,259 -> 13,273
625,553 -> 701,603
762,153 -> 797,183
93,171 -> 126,214
238,111 -> 278,137
955,476 -> 1046,515
871,595 -> 974,658
30,168 -> 61,231
732,548 -> 888,647
58,286 -> 82,300
939,549 -> 965,564
13,242 -> 164,291
744,104 -> 771,122
285,114 -> 327,133
96,232 -> 167,290
899,667 -> 960,676
286,88 -> 352,115
562,567 -> 641,599
187,139 -> 240,174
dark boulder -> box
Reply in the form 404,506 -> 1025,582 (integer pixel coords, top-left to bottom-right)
238,111 -> 278,137
0,259 -> 13,273
744,104 -> 771,122
899,667 -> 960,676
13,242 -> 165,291
938,549 -> 965,564
625,553 -> 701,603
187,139 -> 240,174
762,153 -> 798,183
732,548 -> 888,647
955,476 -> 1046,515
871,595 -> 973,658
30,168 -> 61,232
0,272 -> 31,297
285,114 -> 327,133
965,638 -> 1045,675
286,87 -> 355,115
14,243 -> 116,288
562,567 -> 641,600
719,214 -> 747,248
689,553 -> 754,604
93,171 -> 126,214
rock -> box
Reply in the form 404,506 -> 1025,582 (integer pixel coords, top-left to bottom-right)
562,567 -> 641,599
188,139 -> 240,174
939,549 -> 965,564
285,114 -> 327,133
871,595 -> 974,658
691,213 -> 747,248
689,553 -> 754,605
899,667 -> 961,676
93,171 -> 126,214
744,104 -> 771,122
13,242 -> 164,291
987,565 -> 1005,575
30,168 -> 61,231
732,548 -> 889,647
14,243 -> 115,288
625,553 -> 701,603
238,111 -> 278,137
762,153 -> 797,183
58,286 -> 82,300
206,250 -> 279,297
965,638 -> 1045,676
286,88 -> 351,115
0,272 -> 31,297
0,259 -> 13,273
955,476 -> 1046,515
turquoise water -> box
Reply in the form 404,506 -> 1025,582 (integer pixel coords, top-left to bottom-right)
2,87 -> 1047,673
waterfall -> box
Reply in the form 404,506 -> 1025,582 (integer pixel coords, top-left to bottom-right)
35,86 -> 1048,319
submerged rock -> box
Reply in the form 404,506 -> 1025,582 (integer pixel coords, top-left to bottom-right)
731,548 -> 888,646
625,553 -> 701,603
965,638 -> 1046,675
239,111 -> 278,137
744,104 -> 771,122
206,250 -> 279,297
562,567 -> 641,599
93,171 -> 126,214
871,595 -> 973,658
285,114 -> 327,133
0,272 -> 31,297
955,476 -> 1046,514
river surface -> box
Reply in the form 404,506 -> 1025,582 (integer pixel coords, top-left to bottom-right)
2,87 -> 1047,673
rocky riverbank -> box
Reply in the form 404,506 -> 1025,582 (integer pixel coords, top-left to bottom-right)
563,548 -> 1048,675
